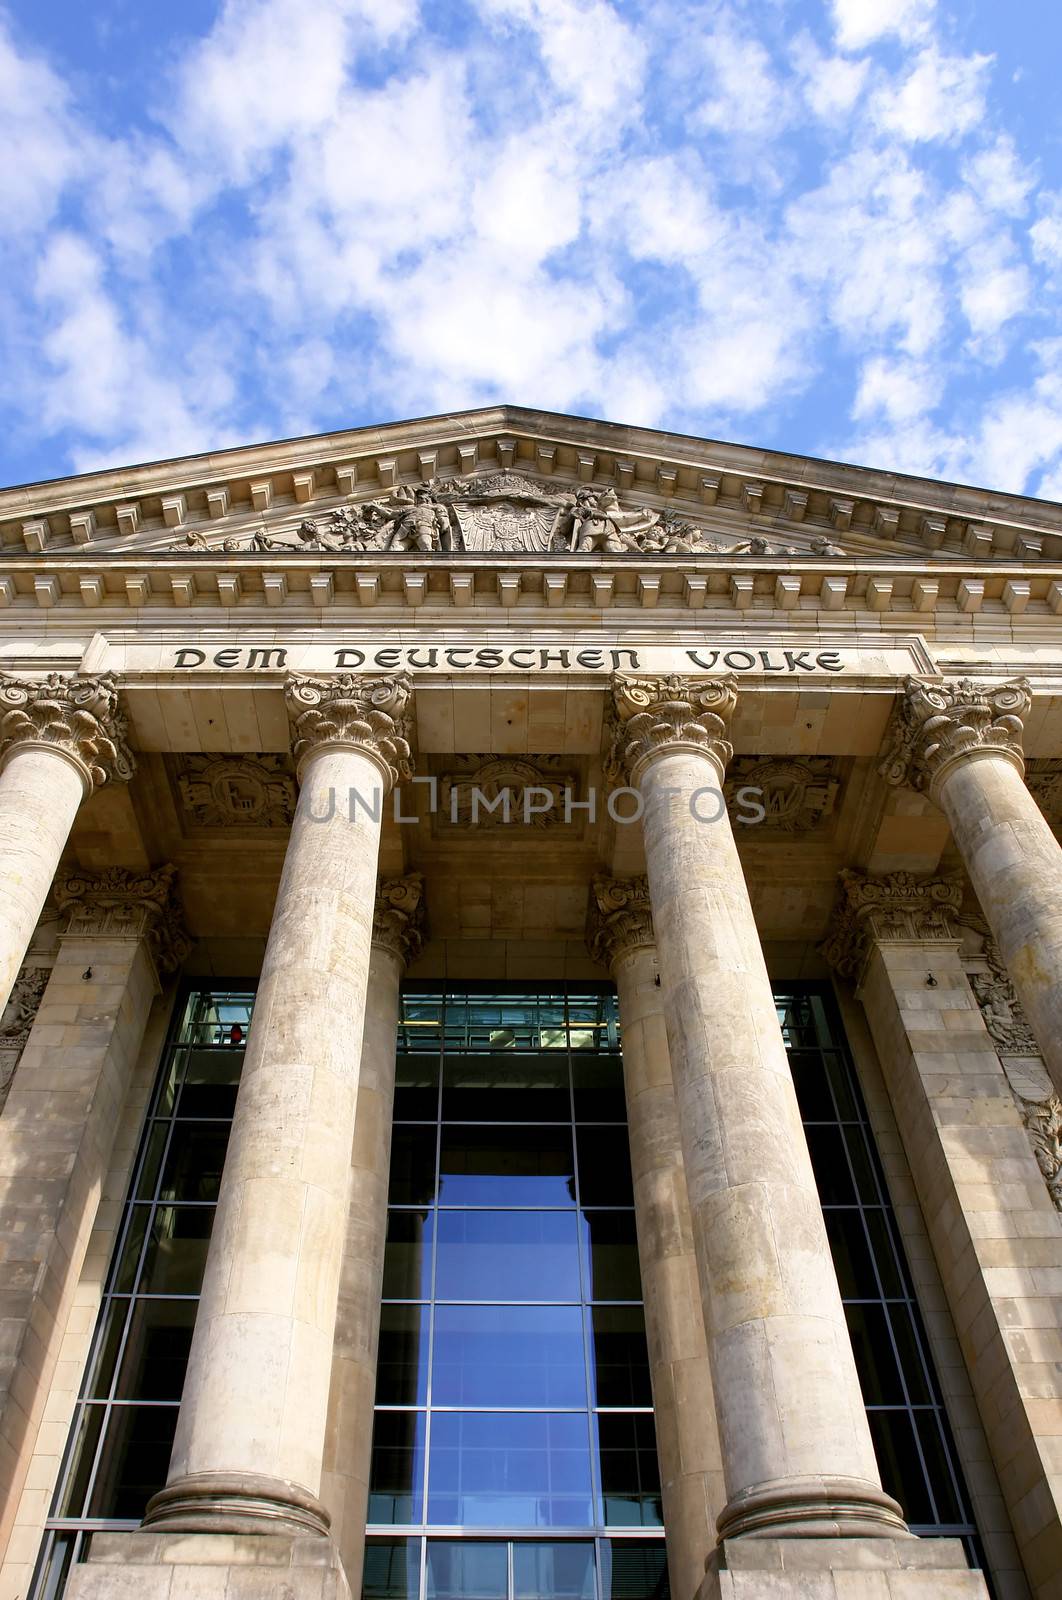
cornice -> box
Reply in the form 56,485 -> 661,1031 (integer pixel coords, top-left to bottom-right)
3,407 -> 1062,566
1,551 -> 1061,621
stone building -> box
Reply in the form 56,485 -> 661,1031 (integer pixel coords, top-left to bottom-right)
0,407 -> 1061,1600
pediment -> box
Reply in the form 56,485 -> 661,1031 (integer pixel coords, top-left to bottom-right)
1,405 -> 1060,563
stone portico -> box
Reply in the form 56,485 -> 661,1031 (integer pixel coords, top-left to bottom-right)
0,407 -> 1061,1600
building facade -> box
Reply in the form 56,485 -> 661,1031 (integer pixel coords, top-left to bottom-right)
0,407 -> 1061,1600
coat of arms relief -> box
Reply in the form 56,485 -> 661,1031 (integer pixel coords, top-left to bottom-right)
176,473 -> 846,558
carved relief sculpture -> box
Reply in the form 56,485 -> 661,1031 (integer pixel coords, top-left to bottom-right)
0,965 -> 49,1112
725,756 -> 841,833
436,756 -> 579,830
822,871 -> 963,980
53,864 -> 193,978
174,754 -> 297,830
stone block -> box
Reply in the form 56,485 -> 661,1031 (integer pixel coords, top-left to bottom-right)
64,1531 -> 352,1600
697,1538 -> 989,1600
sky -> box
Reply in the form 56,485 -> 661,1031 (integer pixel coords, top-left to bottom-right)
1,0 -> 1061,497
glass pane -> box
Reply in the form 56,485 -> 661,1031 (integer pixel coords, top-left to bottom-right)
395,1054 -> 440,1121
82,1300 -> 129,1400
56,1403 -> 106,1517
368,1412 -> 426,1524
443,1054 -> 571,1122
803,1125 -> 857,1204
572,1057 -> 626,1122
140,1206 -> 214,1295
432,1306 -> 587,1407
390,1128 -> 437,1206
597,1414 -> 663,1526
427,1412 -> 593,1527
376,1305 -> 430,1406
111,1205 -> 150,1294
177,1048 -> 243,1119
87,1404 -> 179,1519
514,1541 -> 596,1599
864,1211 -> 905,1299
383,1210 -> 434,1300
439,1125 -> 576,1206
823,1210 -> 880,1299
867,1411 -> 934,1524
133,1123 -> 169,1201
31,1530 -> 79,1600
363,1538 -> 422,1600
844,1304 -> 905,1406
576,1129 -> 633,1206
581,1212 -> 642,1302
425,1542 -> 507,1599
915,1413 -> 964,1524
600,1538 -> 670,1599
589,1307 -> 652,1407
787,1050 -> 836,1122
157,1122 -> 230,1203
435,1211 -> 581,1302
115,1299 -> 198,1401
889,1305 -> 933,1406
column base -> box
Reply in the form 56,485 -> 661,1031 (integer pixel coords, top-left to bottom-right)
696,1537 -> 989,1600
716,1477 -> 909,1541
63,1530 -> 352,1599
143,1472 -> 331,1537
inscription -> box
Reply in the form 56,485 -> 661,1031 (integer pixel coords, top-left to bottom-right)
169,644 -> 848,674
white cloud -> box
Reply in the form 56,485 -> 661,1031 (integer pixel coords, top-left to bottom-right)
958,244 -> 1031,338
871,46 -> 992,144
695,23 -> 790,140
853,357 -> 942,423
962,136 -> 1034,215
0,19 -> 85,236
830,0 -> 935,52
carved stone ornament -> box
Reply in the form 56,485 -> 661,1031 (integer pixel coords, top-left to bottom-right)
879,676 -> 1031,798
437,756 -> 578,830
725,756 -> 840,833
0,964 -> 50,1111
53,863 -> 193,976
164,474 -> 847,558
373,874 -> 426,967
0,672 -> 135,792
285,673 -> 414,788
1026,760 -> 1062,832
587,876 -> 654,970
174,753 -> 297,829
958,912 -> 1040,1056
608,673 -> 739,784
1019,1096 -> 1062,1211
822,870 -> 963,980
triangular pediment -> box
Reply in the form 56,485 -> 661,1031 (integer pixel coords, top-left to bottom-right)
1,405 -> 1059,562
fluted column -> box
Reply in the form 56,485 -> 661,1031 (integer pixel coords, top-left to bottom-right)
882,676 -> 1062,1101
609,674 -> 906,1544
321,874 -> 425,1595
144,674 -> 413,1538
589,877 -> 723,1600
0,674 -> 134,1015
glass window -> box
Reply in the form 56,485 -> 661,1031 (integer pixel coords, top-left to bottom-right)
439,1126 -> 576,1207
427,1412 -> 594,1528
425,1542 -> 507,1599
435,1211 -> 582,1303
513,1542 -> 596,1599
433,1306 -> 587,1408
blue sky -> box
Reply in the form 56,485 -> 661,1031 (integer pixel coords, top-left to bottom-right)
1,0 -> 1061,496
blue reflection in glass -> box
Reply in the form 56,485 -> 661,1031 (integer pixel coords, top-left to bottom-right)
435,1212 -> 582,1302
432,1306 -> 587,1408
513,1541 -> 596,1598
425,1542 -> 507,1599
427,1413 -> 593,1528
439,1126 -> 576,1206
368,1412 -> 426,1525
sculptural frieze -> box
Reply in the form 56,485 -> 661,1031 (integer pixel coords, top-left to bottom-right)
163,473 -> 848,558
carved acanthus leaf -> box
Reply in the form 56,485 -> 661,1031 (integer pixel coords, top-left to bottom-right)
285,673 -> 414,789
373,874 -> 426,967
608,673 -> 738,783
587,876 -> 654,970
880,676 -> 1030,797
0,673 -> 135,792
53,863 -> 193,975
823,870 -> 963,979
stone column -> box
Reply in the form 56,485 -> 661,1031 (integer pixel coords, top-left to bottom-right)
589,876 -> 723,1600
608,674 -> 907,1547
143,673 -> 413,1540
321,874 -> 425,1596
826,871 -> 1062,1597
882,677 -> 1062,1102
0,867 -> 189,1564
0,674 -> 134,1017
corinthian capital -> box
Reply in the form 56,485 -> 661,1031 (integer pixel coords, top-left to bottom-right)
822,869 -> 963,980
285,673 -> 414,790
880,676 -> 1031,798
0,673 -> 135,794
53,863 -> 193,977
608,673 -> 738,784
373,874 -> 426,967
587,876 -> 654,970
